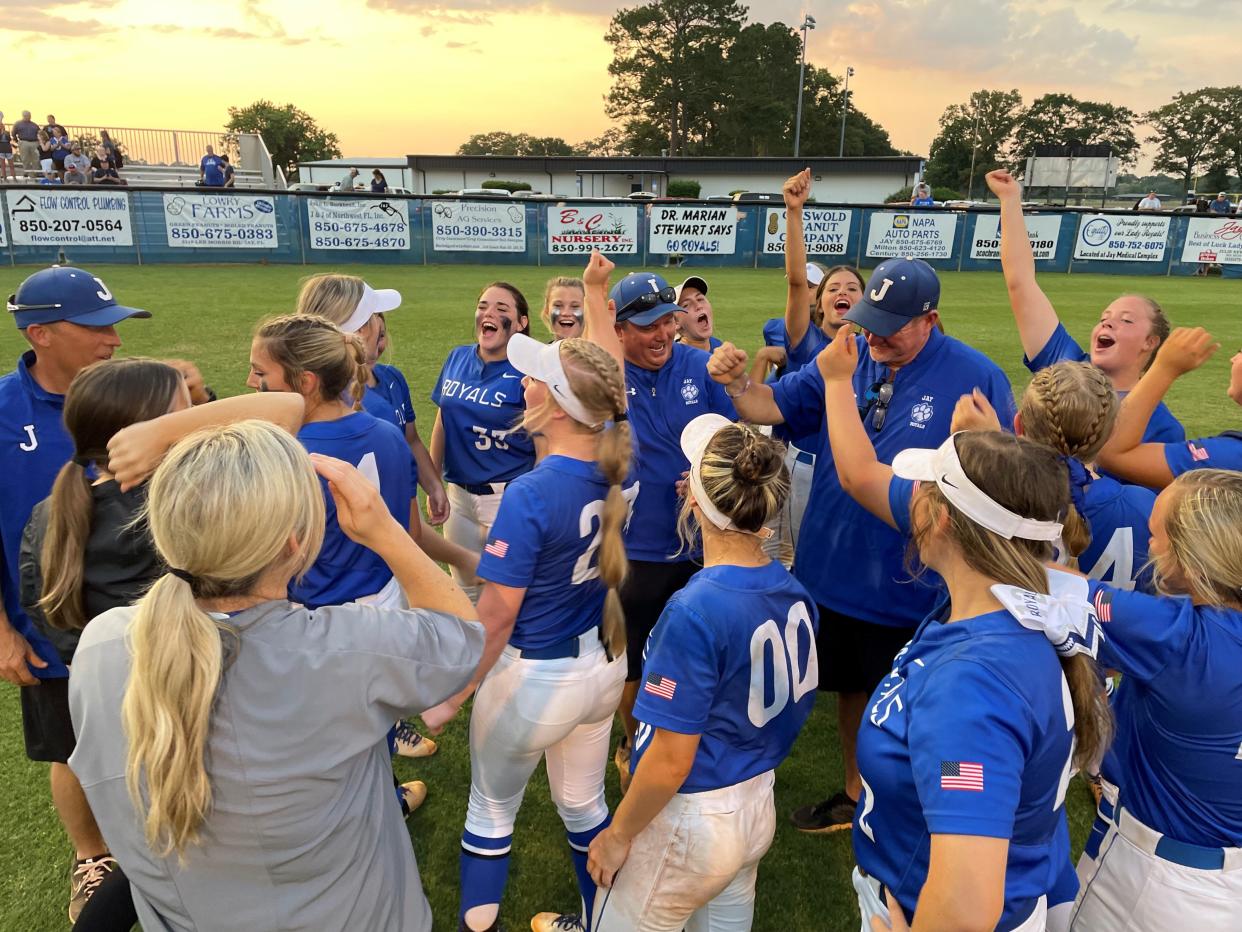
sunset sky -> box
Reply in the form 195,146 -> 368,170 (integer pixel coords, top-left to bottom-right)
2,0 -> 1233,170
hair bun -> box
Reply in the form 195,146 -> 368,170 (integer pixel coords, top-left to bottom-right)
732,433 -> 783,484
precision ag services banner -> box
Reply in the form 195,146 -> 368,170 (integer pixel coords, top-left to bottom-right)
431,200 -> 526,252
5,190 -> 132,246
648,205 -> 738,254
969,214 -> 1062,261
547,205 -> 639,254
865,212 -> 958,259
163,193 -> 279,248
762,208 -> 854,255
307,198 -> 410,251
1180,216 -> 1242,265
1073,214 -> 1169,262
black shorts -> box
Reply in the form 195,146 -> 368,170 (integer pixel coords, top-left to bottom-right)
620,559 -> 700,682
21,676 -> 75,763
816,605 -> 916,695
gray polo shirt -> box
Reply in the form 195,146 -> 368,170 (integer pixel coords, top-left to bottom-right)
69,599 -> 484,932
63,153 -> 91,180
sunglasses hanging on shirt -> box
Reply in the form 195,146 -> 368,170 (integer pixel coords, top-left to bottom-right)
858,377 -> 895,432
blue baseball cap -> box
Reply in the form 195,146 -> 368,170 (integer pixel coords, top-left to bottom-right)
610,272 -> 681,326
844,258 -> 940,337
8,266 -> 151,329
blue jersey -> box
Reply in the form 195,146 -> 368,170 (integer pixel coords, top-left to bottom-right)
774,328 -> 1016,626
0,353 -> 70,677
291,412 -> 412,608
477,455 -> 638,650
363,363 -> 418,490
1075,472 -> 1155,590
632,561 -> 818,792
1164,433 -> 1242,476
623,343 -> 736,562
1025,323 -> 1184,447
200,154 -> 225,185
1090,582 -> 1242,847
911,196 -> 935,207
432,345 -> 534,486
761,317 -> 788,380
854,608 -> 1075,927
781,327 -> 832,451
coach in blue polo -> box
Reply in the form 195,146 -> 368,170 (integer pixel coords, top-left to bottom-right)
1,266 -> 150,919
708,257 -> 1015,833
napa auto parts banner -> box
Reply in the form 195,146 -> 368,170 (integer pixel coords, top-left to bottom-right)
547,205 -> 639,254
865,212 -> 958,259
1073,214 -> 1169,262
762,208 -> 854,255
1180,216 -> 1242,265
163,193 -> 278,247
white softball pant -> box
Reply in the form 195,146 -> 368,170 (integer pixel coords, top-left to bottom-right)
784,445 -> 814,553
445,482 -> 506,603
464,628 -> 627,841
1069,807 -> 1242,931
854,868 -> 1047,932
592,770 -> 776,932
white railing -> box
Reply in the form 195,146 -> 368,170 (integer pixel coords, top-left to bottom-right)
63,125 -> 228,167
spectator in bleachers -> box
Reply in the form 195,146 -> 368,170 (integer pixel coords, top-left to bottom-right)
99,130 -> 122,168
1137,190 -> 1162,211
43,114 -> 66,139
38,171 -> 62,186
0,122 -> 15,182
338,167 -> 359,191
62,144 -> 91,185
371,169 -> 389,193
13,111 -> 40,177
37,130 -> 54,175
90,147 -> 125,186
199,145 -> 226,187
48,127 -> 71,181
220,154 -> 236,188
1209,191 -> 1233,214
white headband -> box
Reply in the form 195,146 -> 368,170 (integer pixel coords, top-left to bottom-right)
679,414 -> 740,531
891,433 -> 1064,542
505,333 -> 599,428
340,282 -> 401,334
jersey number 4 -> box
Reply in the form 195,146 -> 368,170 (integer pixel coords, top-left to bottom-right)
747,602 -> 818,728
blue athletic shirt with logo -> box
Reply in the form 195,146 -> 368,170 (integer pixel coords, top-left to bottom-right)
0,353 -> 71,677
773,327 -> 1016,626
1088,581 -> 1242,847
1164,433 -> 1242,476
477,455 -> 637,650
632,561 -> 818,792
200,154 -> 225,186
363,363 -> 418,490
1074,472 -> 1156,590
623,343 -> 736,562
291,412 -> 412,608
1025,323 -> 1184,446
854,607 -> 1075,927
432,345 -> 534,487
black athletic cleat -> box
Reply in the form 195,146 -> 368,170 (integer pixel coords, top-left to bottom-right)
789,790 -> 858,833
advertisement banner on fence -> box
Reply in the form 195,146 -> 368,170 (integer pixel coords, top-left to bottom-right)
547,205 -> 639,254
865,212 -> 958,259
307,198 -> 410,251
1180,216 -> 1242,265
970,214 -> 1062,260
649,205 -> 738,254
0,206 -> 6,247
762,208 -> 854,255
163,193 -> 279,248
1073,214 -> 1169,262
431,200 -> 525,252
5,190 -> 132,246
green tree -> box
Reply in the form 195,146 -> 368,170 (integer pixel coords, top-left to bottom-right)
708,22 -> 801,156
224,100 -> 341,176
1145,89 -> 1227,195
457,131 -> 574,156
1009,93 -> 1139,167
794,66 -> 898,158
605,0 -> 747,155
575,121 -> 667,156
1205,85 -> 1242,188
924,89 -> 1022,196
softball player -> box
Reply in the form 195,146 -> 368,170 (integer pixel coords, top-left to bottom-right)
541,276 -> 586,341
987,169 -> 1184,448
431,282 -> 537,601
588,415 -> 817,932
1070,469 -> 1242,931
1097,326 -> 1242,487
849,429 -> 1110,932
427,334 -> 632,932
673,276 -> 722,353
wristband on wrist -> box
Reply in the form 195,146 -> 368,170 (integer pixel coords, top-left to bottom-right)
725,375 -> 752,399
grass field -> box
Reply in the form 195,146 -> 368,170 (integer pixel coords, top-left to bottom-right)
0,263 -> 1237,931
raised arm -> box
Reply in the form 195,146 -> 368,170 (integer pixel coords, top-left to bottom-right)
707,342 -> 785,425
1096,327 -> 1219,488
985,170 -> 1060,361
582,250 -> 624,369
783,169 -> 814,349
816,326 -> 897,528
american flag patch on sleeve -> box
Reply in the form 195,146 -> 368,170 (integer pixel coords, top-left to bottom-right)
940,761 -> 984,791
484,539 -> 509,559
1189,442 -> 1210,462
1093,588 -> 1113,623
643,673 -> 677,700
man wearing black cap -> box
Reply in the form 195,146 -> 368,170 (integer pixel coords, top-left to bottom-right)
708,257 -> 1016,833
1,266 -> 150,920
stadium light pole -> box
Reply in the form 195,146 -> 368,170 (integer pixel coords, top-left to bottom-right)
838,66 -> 855,158
966,99 -> 982,201
793,14 -> 816,157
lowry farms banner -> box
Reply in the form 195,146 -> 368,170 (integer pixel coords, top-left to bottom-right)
762,208 -> 854,255
307,198 -> 410,250
1073,214 -> 1169,262
969,214 -> 1062,261
547,205 -> 639,254
163,193 -> 279,248
865,212 -> 958,259
5,190 -> 132,246
431,200 -> 525,252
1180,216 -> 1242,265
648,205 -> 738,254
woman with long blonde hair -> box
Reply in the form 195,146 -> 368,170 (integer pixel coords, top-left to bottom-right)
67,421 -> 482,932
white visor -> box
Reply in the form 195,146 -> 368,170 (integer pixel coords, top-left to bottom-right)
340,283 -> 401,334
805,263 -> 825,286
506,334 -> 598,428
679,413 -> 739,532
891,433 -> 1063,542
